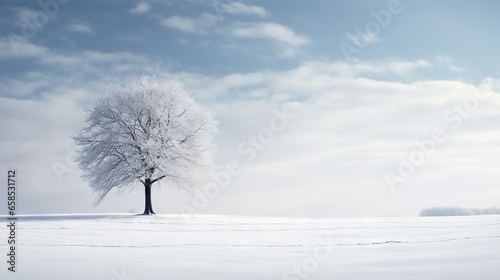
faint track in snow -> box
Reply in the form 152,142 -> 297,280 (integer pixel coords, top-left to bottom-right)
7,235 -> 500,248
16,222 -> 500,232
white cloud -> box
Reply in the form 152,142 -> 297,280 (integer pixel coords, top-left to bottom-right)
388,60 -> 431,74
2,43 -> 499,216
159,15 -> 307,57
293,59 -> 431,79
0,39 -> 151,76
176,38 -> 191,45
160,13 -> 221,34
218,2 -> 267,17
161,16 -> 200,33
434,55 -> 463,72
13,8 -> 39,27
66,23 -> 94,35
231,22 -> 310,46
161,61 -> 500,217
346,30 -> 380,47
0,37 -> 49,59
130,2 -> 151,14
435,54 -> 453,64
0,73 -> 51,98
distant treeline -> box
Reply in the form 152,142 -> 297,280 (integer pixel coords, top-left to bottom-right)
420,207 -> 500,217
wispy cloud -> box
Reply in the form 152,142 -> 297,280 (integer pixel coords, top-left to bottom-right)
130,2 -> 151,15
314,59 -> 432,78
218,2 -> 267,17
0,38 -> 149,76
13,8 -> 39,27
66,23 -> 94,35
231,22 -> 310,46
160,13 -> 221,34
161,16 -> 200,34
435,55 -> 462,72
346,30 -> 380,47
0,37 -> 49,59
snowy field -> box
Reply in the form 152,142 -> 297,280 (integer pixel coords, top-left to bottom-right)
1,214 -> 499,280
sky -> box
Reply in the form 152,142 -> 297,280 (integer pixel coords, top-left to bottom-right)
1,0 -> 500,217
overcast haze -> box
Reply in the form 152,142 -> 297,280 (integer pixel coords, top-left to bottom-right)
1,0 -> 500,217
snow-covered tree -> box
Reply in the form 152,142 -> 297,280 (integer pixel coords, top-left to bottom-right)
74,76 -> 217,215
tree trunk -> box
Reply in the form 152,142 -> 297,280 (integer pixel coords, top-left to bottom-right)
143,180 -> 155,215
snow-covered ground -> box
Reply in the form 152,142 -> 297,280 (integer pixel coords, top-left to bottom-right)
1,214 -> 499,280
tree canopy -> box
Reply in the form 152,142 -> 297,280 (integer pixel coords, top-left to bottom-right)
74,76 -> 217,213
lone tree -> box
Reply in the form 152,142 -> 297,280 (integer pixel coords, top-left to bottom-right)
74,76 -> 217,215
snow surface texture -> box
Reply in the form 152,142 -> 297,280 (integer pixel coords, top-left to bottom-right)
1,214 -> 499,280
